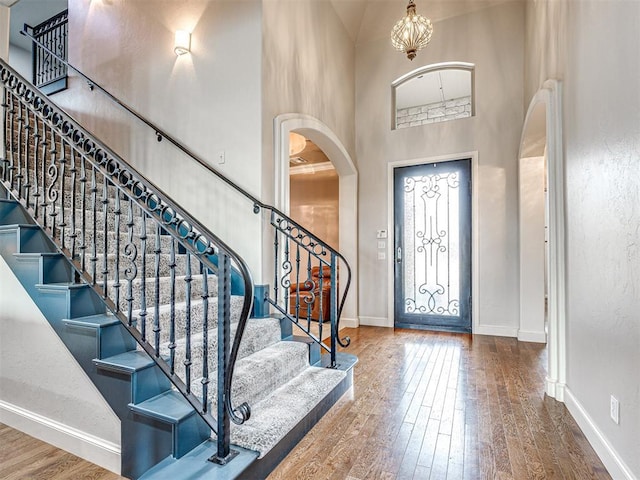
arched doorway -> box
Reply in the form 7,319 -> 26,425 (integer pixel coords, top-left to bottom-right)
518,80 -> 566,401
274,114 -> 359,328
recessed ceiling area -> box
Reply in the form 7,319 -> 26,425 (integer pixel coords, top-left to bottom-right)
330,0 -> 514,45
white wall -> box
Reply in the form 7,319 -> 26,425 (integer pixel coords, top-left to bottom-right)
0,258 -> 121,473
7,43 -> 29,78
356,3 -> 524,333
54,0 -> 265,279
526,1 -> 640,478
260,0 -> 356,297
518,155 -> 546,342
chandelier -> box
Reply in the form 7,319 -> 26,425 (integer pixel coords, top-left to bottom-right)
390,0 -> 433,61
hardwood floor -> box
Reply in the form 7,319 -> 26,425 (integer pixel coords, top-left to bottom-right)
0,327 -> 610,479
268,327 -> 611,480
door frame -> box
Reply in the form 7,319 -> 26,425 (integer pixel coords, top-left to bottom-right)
518,79 -> 566,402
388,151 -> 479,332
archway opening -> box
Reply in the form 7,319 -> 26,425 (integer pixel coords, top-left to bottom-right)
518,80 -> 566,401
275,114 -> 359,330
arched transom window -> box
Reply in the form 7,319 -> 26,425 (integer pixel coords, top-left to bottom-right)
392,62 -> 475,129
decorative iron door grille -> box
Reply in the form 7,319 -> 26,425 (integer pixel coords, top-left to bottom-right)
393,159 -> 472,332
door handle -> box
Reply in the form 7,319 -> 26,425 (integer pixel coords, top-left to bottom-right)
396,247 -> 402,263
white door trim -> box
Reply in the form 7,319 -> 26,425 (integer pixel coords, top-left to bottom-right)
387,151 -> 479,332
519,80 -> 566,401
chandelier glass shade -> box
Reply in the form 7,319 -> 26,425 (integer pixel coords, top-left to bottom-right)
391,0 -> 433,60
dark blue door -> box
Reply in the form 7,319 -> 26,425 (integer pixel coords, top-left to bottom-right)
393,159 -> 472,332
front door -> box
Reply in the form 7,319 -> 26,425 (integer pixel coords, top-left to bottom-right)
393,159 -> 472,332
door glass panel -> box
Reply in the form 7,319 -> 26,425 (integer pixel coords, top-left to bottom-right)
402,170 -> 460,316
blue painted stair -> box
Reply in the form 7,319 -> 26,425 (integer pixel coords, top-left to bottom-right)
0,182 -> 356,479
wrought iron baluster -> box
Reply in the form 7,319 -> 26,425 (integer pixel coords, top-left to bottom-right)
201,268 -> 210,412
113,188 -> 122,310
273,221 -> 279,306
139,212 -> 148,340
124,198 -> 137,326
294,243 -> 301,319
31,116 -> 41,218
216,253 -> 231,462
330,254 -> 338,367
90,165 -> 97,282
46,130 -> 59,238
168,238 -> 177,373
101,177 -> 109,297
153,223 -> 161,353
184,252 -> 192,391
305,254 -> 313,324
39,122 -> 49,225
57,139 -> 67,248
69,148 -> 78,259
16,100 -> 24,195
23,105 -> 32,208
79,155 -> 87,271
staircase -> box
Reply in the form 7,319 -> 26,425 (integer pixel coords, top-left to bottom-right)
0,59 -> 355,479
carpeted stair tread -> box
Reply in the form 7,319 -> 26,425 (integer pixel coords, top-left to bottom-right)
165,317 -> 282,377
193,341 -> 310,411
230,365 -> 347,457
131,295 -> 245,344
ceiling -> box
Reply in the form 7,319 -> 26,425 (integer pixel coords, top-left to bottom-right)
7,0 -> 67,51
330,0 -> 513,44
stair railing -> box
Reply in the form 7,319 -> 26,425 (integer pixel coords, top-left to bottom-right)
23,10 -> 68,95
0,60 -> 250,463
20,28 -> 352,366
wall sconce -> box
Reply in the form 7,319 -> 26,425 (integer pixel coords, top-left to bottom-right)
174,30 -> 191,56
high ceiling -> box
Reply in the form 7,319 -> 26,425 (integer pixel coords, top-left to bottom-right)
330,0 -> 513,44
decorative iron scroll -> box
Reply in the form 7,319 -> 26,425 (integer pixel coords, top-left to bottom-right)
402,171 -> 461,316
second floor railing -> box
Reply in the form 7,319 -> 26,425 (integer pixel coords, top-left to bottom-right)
23,10 -> 68,95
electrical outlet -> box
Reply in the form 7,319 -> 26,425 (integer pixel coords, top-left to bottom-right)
377,251 -> 386,260
377,241 -> 386,249
610,395 -> 620,424
217,150 -> 226,165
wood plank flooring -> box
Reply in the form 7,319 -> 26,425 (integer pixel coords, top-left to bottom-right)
268,327 -> 611,480
0,327 -> 611,479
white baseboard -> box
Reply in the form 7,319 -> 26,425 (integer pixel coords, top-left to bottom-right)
0,399 -> 121,475
564,388 -> 637,480
340,316 -> 359,328
473,324 -> 518,337
517,329 -> 547,343
359,316 -> 392,328
545,378 -> 566,402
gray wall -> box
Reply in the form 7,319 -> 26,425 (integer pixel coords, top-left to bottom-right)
526,1 -> 640,477
355,2 -> 525,332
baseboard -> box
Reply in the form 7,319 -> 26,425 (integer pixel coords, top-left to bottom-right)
358,316 -> 391,328
473,324 -> 518,337
0,399 -> 121,475
545,378 -> 566,402
564,388 -> 637,480
340,316 -> 359,328
517,329 -> 547,343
